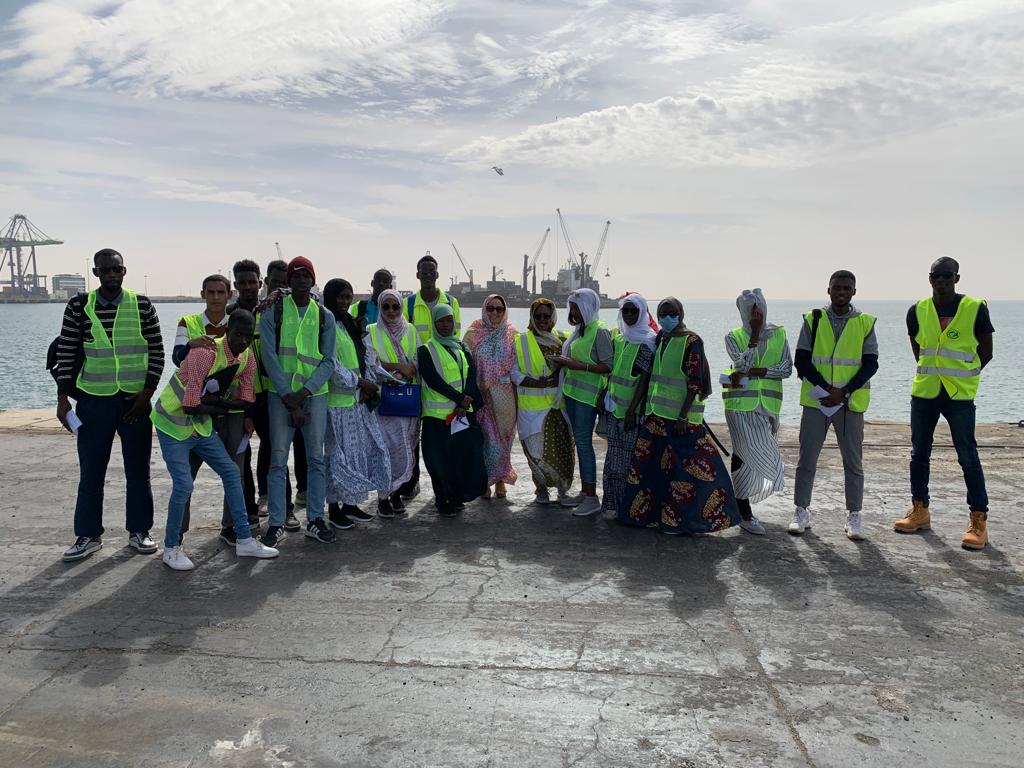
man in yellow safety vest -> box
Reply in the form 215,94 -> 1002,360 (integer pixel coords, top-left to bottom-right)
893,257 -> 994,549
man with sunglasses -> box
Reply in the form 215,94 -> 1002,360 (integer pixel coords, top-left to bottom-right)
55,249 -> 165,561
894,257 -> 994,549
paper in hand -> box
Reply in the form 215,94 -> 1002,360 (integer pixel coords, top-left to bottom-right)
719,373 -> 749,388
235,433 -> 250,454
809,385 -> 842,417
375,365 -> 401,382
202,379 -> 220,395
66,411 -> 83,434
450,415 -> 470,435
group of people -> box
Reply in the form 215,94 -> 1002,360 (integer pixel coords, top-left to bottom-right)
53,250 -> 995,570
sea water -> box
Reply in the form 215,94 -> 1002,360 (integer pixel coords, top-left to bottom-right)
2,299 -> 1020,425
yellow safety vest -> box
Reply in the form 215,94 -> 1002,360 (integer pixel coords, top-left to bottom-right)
181,313 -> 206,340
514,330 -> 563,413
608,336 -> 643,419
798,310 -> 875,413
563,321 -> 610,407
722,327 -> 786,415
645,335 -> 705,424
368,323 -> 418,382
151,337 -> 250,440
420,339 -> 472,420
912,296 -> 985,401
269,296 -> 328,396
406,291 -> 461,346
328,327 -> 360,409
76,289 -> 149,396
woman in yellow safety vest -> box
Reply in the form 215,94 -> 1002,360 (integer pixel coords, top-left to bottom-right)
548,288 -> 614,518
322,279 -> 393,529
601,293 -> 657,515
617,297 -> 741,536
512,299 -> 575,505
417,305 -> 488,516
722,289 -> 793,536
364,288 -> 421,517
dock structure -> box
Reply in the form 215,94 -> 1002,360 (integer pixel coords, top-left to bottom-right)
0,214 -> 63,299
0,412 -> 1021,766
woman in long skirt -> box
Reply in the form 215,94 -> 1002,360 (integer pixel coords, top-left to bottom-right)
722,289 -> 792,535
618,298 -> 741,535
511,299 -> 575,504
363,288 -> 421,517
463,293 -> 519,497
418,305 -> 488,516
321,279 -> 393,528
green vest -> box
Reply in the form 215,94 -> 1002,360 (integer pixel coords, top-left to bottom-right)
563,321 -> 610,407
722,327 -> 786,415
269,296 -> 328,396
645,335 -> 705,424
514,330 -> 562,413
328,327 -> 360,409
608,336 -> 643,419
912,296 -> 984,401
151,337 -> 250,440
181,313 -> 206,340
368,323 -> 418,382
407,291 -> 461,346
76,289 -> 149,396
798,310 -> 875,413
421,339 -> 472,420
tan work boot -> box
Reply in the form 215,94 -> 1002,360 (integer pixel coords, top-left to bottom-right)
894,500 -> 931,533
961,512 -> 988,550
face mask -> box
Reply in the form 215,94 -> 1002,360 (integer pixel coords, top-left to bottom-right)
659,315 -> 680,333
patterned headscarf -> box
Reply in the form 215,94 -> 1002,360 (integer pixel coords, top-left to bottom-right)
528,298 -> 561,352
377,288 -> 411,361
465,294 -> 518,385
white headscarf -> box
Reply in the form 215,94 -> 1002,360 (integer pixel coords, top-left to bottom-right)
617,294 -> 656,351
565,288 -> 601,344
736,288 -> 777,349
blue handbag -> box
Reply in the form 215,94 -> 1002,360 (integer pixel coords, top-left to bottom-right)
377,381 -> 421,417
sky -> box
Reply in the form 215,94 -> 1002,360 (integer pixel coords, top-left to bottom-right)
1,0 -> 1022,300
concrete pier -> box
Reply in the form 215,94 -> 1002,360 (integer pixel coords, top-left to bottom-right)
1,410 -> 1021,767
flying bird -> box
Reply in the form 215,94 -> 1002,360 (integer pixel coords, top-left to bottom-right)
491,166 -> 504,176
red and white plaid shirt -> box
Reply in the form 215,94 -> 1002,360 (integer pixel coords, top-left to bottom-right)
180,343 -> 256,408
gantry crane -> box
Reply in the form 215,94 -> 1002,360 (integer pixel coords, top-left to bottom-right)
1,214 -> 63,297
451,242 -> 475,289
522,227 -> 550,294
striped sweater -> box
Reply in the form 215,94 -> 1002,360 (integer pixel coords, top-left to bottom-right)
56,291 -> 165,397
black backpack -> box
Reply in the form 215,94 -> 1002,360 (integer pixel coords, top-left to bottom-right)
46,294 -> 84,389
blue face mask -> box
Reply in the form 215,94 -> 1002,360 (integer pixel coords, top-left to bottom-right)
659,315 -> 680,333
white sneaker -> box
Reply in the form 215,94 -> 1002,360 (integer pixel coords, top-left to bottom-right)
162,546 -> 195,571
236,537 -> 280,559
257,494 -> 269,517
534,488 -> 552,505
845,511 -> 866,541
559,493 -> 583,508
788,507 -> 811,535
739,516 -> 767,536
572,496 -> 601,517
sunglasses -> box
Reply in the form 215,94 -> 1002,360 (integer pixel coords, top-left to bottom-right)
657,311 -> 680,319
485,305 -> 505,313
381,302 -> 402,311
929,271 -> 957,279
95,265 -> 125,275
533,312 -> 553,320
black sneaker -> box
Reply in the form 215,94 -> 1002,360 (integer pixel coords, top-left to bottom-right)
344,505 -> 374,523
377,496 -> 395,519
219,528 -> 237,546
390,493 -> 407,514
328,508 -> 354,530
399,482 -> 420,501
305,518 -> 336,543
62,536 -> 102,562
284,511 -> 302,532
438,506 -> 458,518
261,526 -> 286,548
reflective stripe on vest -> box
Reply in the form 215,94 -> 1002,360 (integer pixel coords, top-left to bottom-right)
798,311 -> 875,414
563,321 -> 609,407
514,331 -> 561,411
328,327 -> 360,408
269,296 -> 328,396
911,296 -> 984,400
151,337 -> 249,440
420,339 -> 471,419
76,289 -> 149,395
181,313 -> 206,340
608,336 -> 642,419
368,324 -> 418,382
407,292 -> 461,346
645,335 -> 705,424
722,327 -> 786,415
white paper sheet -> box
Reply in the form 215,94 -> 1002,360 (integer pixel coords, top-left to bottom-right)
450,415 -> 470,435
809,385 -> 843,417
235,433 -> 250,454
66,411 -> 83,434
202,379 -> 220,395
719,373 -> 749,388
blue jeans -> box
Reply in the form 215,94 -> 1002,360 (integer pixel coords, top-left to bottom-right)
910,392 -> 988,513
565,396 -> 598,485
157,429 -> 252,548
73,393 -> 154,538
268,394 -> 327,526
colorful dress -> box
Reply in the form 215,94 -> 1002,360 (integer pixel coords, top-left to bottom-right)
617,335 -> 741,534
601,344 -> 654,512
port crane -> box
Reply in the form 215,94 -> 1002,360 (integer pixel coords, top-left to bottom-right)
275,242 -> 285,260
555,209 -> 611,289
590,221 -> 611,280
522,227 -> 550,294
451,242 -> 476,290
